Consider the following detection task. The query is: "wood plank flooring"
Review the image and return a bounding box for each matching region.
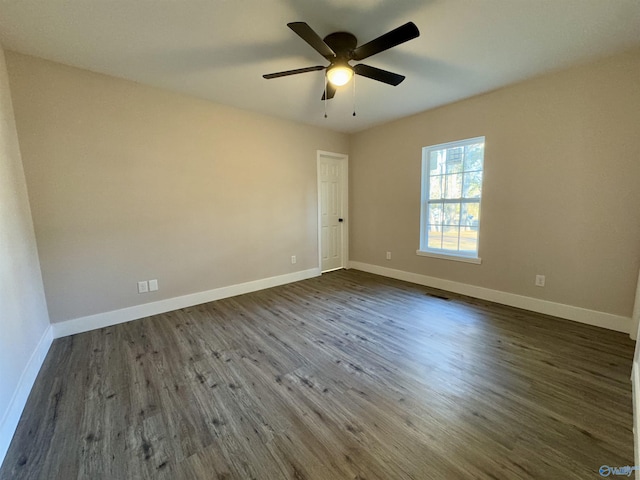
[0,269,635,479]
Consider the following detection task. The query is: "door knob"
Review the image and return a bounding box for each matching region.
[338,218,344,222]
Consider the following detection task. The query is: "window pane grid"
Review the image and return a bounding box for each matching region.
[420,137,484,257]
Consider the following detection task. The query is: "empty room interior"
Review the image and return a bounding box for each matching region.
[1,1,640,479]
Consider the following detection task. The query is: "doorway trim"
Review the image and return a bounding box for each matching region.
[317,150,349,272]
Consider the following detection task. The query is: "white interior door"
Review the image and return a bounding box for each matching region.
[318,152,347,272]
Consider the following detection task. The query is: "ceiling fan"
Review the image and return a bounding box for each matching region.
[263,21,420,100]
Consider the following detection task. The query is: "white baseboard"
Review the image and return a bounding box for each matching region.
[52,268,321,338]
[0,325,53,467]
[349,261,630,333]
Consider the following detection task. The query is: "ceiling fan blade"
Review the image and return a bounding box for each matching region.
[263,65,325,79]
[288,22,336,59]
[321,82,336,100]
[354,64,405,86]
[352,22,419,61]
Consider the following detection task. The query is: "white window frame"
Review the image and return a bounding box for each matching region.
[417,136,485,264]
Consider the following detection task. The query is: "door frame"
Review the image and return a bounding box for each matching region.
[317,150,349,272]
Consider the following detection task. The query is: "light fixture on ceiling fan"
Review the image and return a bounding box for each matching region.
[326,63,353,87]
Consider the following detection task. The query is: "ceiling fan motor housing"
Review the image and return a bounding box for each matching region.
[322,32,358,61]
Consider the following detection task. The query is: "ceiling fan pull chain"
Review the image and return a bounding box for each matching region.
[324,72,328,118]
[352,73,357,117]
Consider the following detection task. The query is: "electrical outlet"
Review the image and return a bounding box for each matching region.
[386,251,391,260]
[291,255,297,264]
[149,279,159,292]
[535,275,545,287]
[137,281,149,294]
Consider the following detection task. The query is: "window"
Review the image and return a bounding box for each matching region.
[418,137,485,263]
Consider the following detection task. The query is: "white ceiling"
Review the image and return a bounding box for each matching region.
[0,0,639,133]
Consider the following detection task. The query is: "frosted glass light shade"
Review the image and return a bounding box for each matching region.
[327,65,353,86]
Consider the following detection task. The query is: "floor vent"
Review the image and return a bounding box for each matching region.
[427,293,450,301]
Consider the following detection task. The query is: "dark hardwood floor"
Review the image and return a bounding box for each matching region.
[1,269,635,479]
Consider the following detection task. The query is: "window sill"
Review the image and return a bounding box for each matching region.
[416,250,482,264]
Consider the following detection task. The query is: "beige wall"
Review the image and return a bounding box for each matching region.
[350,48,640,319]
[6,47,640,327]
[6,52,348,323]
[0,46,50,458]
